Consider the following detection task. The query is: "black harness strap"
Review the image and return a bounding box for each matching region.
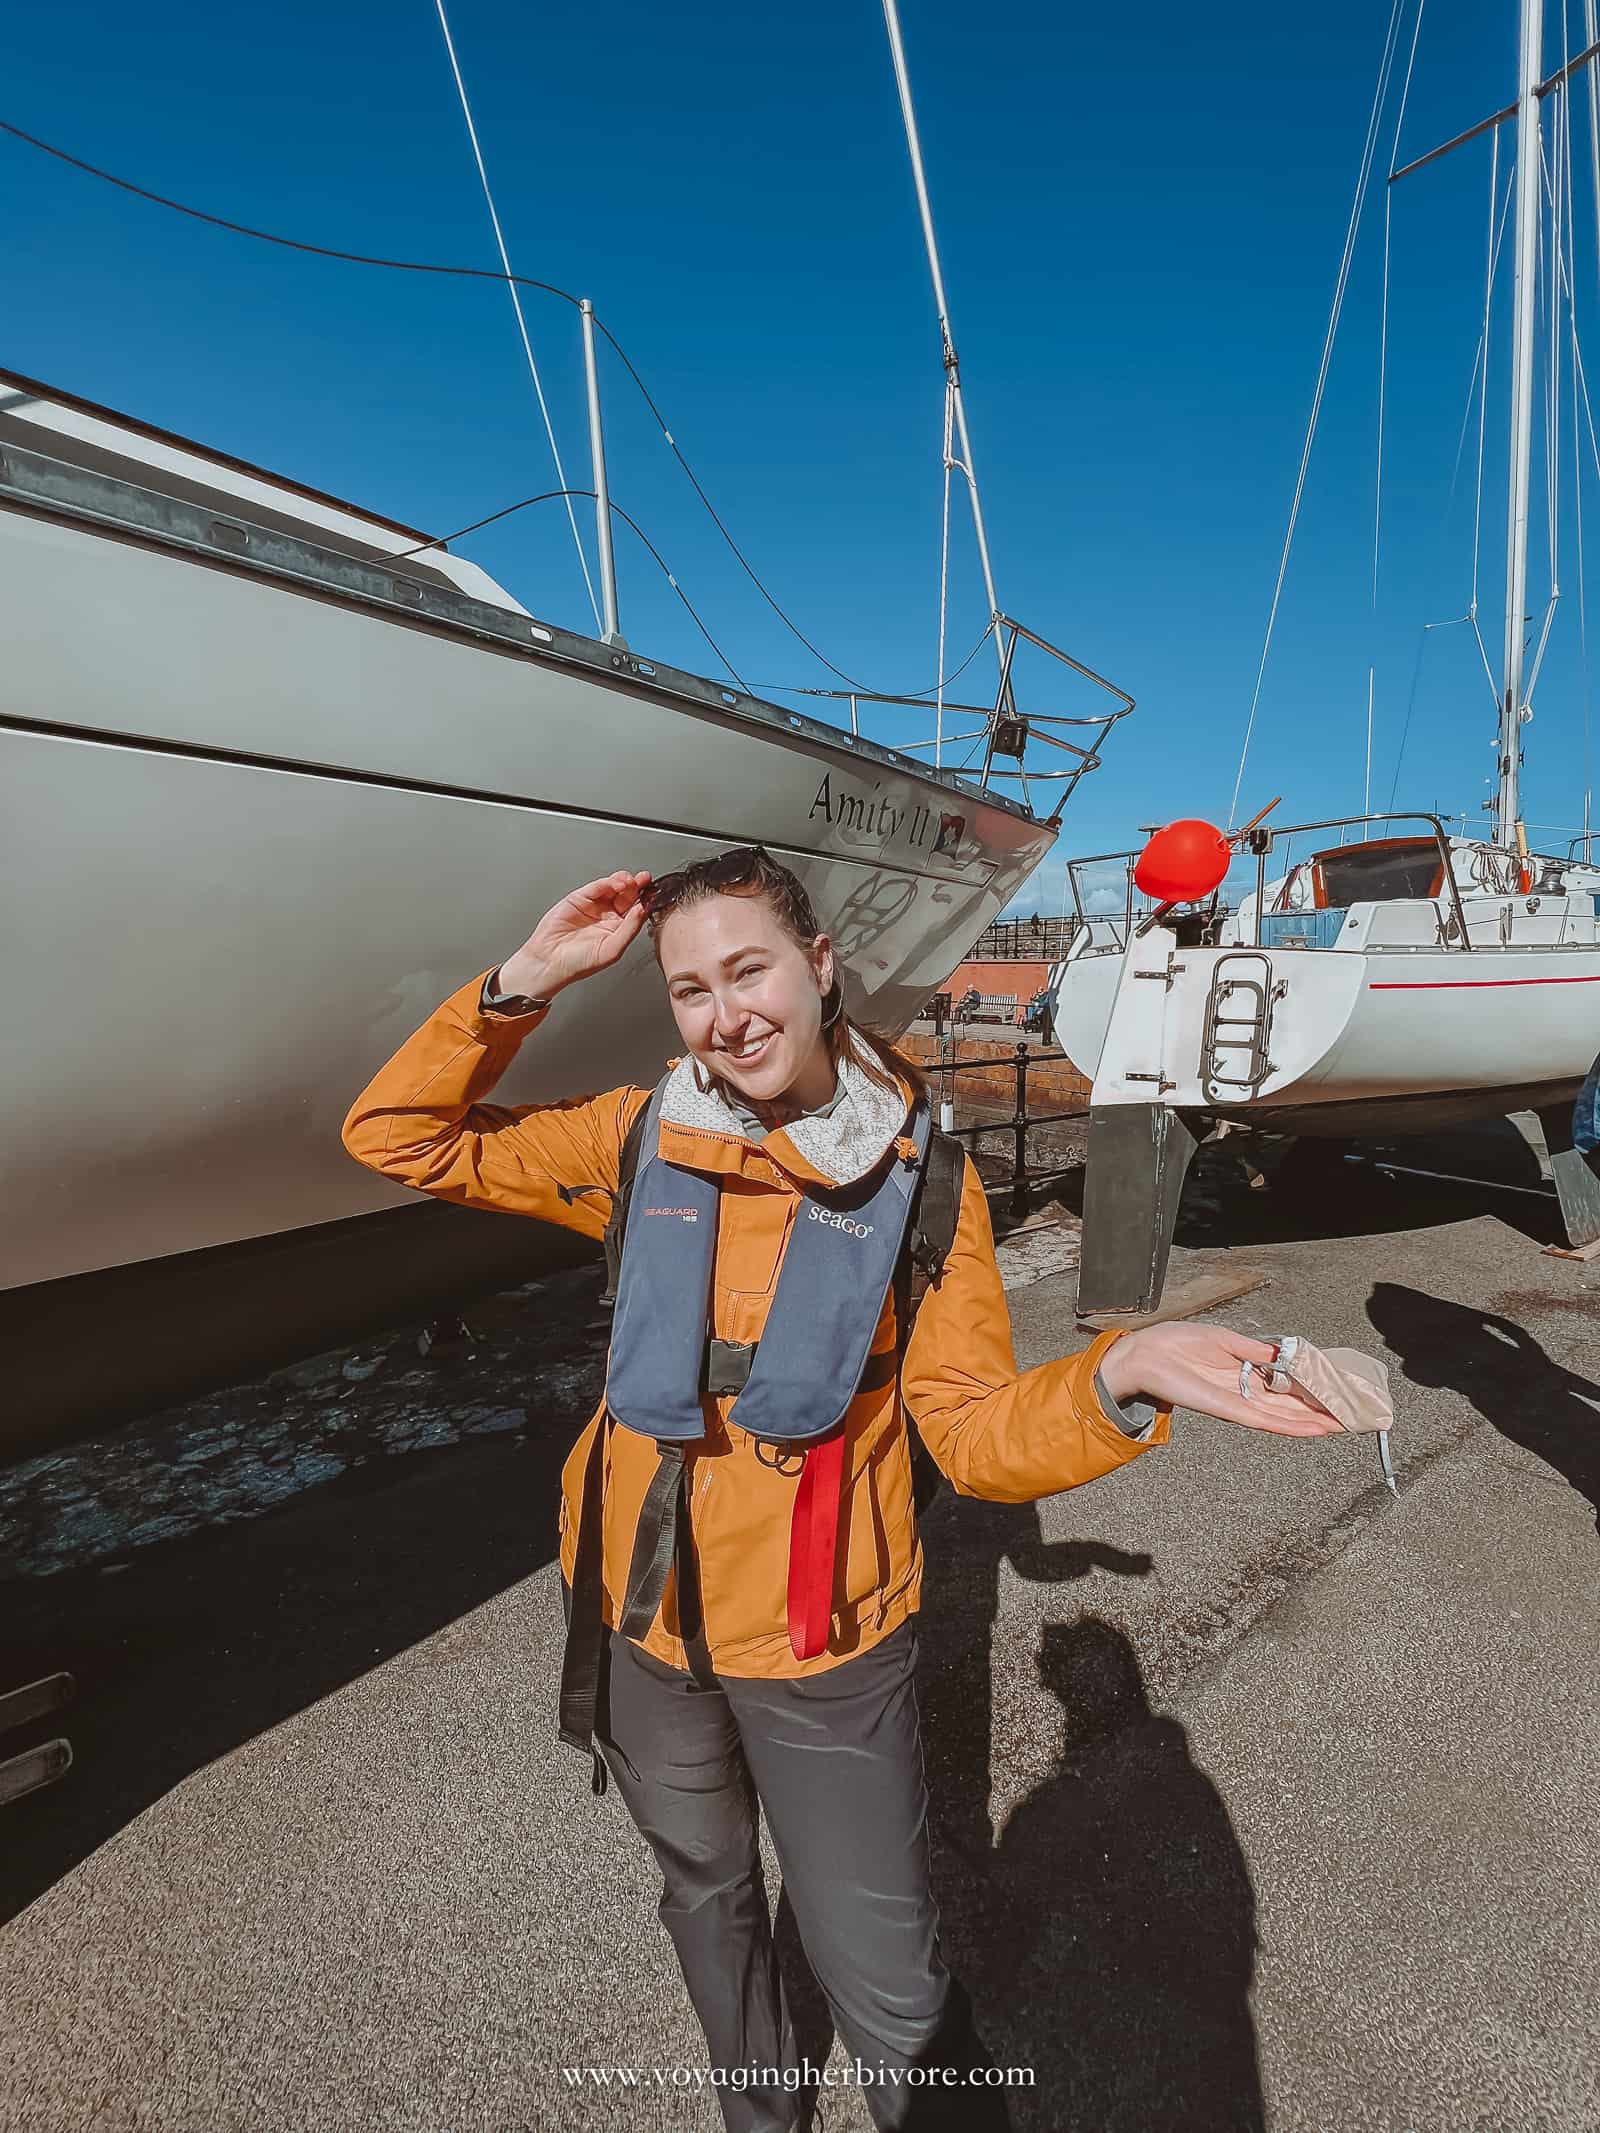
[907,1127,964,1294]
[619,1444,687,1639]
[557,1412,614,1794]
[617,1442,715,1683]
[896,1127,965,1519]
[597,1094,653,1308]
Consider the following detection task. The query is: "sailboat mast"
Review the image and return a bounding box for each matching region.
[1499,0,1544,844]
[879,0,1006,675]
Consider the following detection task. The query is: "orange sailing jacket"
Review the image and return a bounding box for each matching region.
[340,969,1170,1680]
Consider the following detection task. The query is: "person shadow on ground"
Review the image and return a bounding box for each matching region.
[775,1500,1265,2132]
[1367,1280,1600,1531]
[981,1618,1265,2133]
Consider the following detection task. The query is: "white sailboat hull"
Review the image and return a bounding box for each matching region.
[2,381,1051,1302]
[1053,922,1600,1135]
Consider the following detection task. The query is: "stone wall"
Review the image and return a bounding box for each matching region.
[902,1033,1091,1112]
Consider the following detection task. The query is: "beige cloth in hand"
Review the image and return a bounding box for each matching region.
[1241,1335,1397,1492]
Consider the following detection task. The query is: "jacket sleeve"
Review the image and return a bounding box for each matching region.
[339,968,648,1245]
[900,1157,1171,1502]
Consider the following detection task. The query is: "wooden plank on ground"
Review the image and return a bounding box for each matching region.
[1078,1266,1269,1331]
[1541,1236,1600,1262]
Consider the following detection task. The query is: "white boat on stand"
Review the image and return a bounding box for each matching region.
[1053,818,1600,1312]
[1051,0,1600,1313]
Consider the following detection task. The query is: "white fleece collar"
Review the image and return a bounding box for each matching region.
[658,1049,910,1187]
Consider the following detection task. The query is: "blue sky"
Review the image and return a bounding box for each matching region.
[8,0,1600,918]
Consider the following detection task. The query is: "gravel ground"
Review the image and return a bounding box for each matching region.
[2,1143,1597,2133]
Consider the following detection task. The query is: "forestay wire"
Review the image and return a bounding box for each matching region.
[1227,0,1411,829]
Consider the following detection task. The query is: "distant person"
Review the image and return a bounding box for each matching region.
[1023,989,1055,1043]
[342,846,1340,2133]
[1576,1045,1600,1169]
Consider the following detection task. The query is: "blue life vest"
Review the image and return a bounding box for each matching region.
[605,1077,933,1445]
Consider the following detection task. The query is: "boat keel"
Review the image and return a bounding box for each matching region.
[1077,1103,1202,1316]
[1533,1102,1600,1249]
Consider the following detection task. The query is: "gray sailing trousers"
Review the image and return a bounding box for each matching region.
[597,1618,1006,2133]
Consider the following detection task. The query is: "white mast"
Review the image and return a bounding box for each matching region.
[879,0,1007,689]
[1499,0,1544,844]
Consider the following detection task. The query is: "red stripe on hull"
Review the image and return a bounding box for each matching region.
[1368,974,1600,990]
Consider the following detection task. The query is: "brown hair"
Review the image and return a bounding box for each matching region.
[644,845,930,1105]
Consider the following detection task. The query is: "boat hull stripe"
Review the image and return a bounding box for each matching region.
[1367,975,1600,989]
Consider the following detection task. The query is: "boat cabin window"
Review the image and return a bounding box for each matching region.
[1312,838,1442,907]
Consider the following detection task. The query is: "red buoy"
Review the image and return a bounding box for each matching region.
[1134,818,1232,903]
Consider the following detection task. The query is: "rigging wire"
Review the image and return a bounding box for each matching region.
[1563,276,1600,482]
[1544,205,1600,857]
[1536,78,1569,699]
[0,115,881,694]
[391,488,997,706]
[389,487,586,557]
[587,320,877,691]
[605,499,751,693]
[1527,101,1578,710]
[879,0,1007,685]
[1227,0,1410,829]
[752,621,998,705]
[935,387,956,765]
[387,486,749,689]
[1585,0,1600,844]
[1468,141,1513,705]
[1368,0,1426,818]
[1387,613,1474,808]
[431,0,600,629]
[1373,0,1426,610]
[1569,83,1592,852]
[1523,144,1560,704]
[1387,159,1515,810]
[0,116,585,302]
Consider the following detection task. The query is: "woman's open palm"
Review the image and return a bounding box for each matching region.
[1107,1324,1351,1438]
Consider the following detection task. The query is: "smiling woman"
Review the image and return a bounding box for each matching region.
[339,844,1346,2133]
[640,843,928,1122]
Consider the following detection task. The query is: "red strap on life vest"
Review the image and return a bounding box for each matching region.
[786,1432,846,1661]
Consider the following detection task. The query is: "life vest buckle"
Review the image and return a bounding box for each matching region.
[704,1337,757,1396]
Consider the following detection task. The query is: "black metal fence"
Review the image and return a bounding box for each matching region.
[969,915,1080,960]
[929,1038,1088,1214]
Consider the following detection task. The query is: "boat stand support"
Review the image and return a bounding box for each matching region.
[1531,1103,1600,1250]
[1077,1103,1202,1317]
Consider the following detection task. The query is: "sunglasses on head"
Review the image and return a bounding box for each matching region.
[641,845,770,919]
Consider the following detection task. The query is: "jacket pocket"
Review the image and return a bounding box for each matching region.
[712,1177,793,1303]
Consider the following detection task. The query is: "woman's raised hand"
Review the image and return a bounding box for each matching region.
[495,871,653,999]
[1099,1323,1350,1438]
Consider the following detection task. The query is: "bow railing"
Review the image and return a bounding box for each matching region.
[782,615,1134,825]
